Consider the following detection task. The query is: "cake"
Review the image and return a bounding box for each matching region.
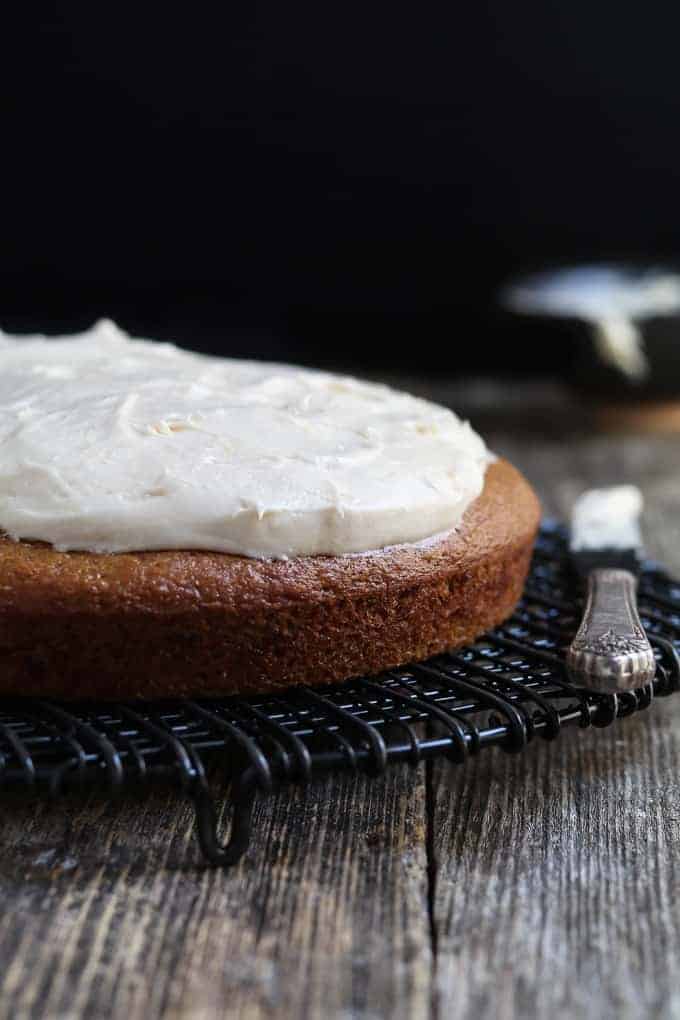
[0,321,540,699]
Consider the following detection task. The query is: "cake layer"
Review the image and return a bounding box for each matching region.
[0,459,540,698]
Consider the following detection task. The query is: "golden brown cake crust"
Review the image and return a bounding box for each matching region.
[0,458,540,699]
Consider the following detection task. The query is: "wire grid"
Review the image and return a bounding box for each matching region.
[0,522,678,866]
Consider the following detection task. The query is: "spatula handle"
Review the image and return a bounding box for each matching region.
[567,568,656,691]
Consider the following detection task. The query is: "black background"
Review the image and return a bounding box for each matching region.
[4,4,680,373]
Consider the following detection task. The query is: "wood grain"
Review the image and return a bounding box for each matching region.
[0,767,431,1020]
[429,698,680,1020]
[2,385,680,1020]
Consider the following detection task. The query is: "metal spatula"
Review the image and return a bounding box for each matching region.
[566,486,656,691]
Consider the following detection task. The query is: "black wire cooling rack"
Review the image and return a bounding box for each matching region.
[0,522,678,866]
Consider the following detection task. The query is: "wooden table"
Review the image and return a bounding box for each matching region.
[2,384,680,1020]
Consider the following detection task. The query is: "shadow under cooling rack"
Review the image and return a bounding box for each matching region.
[0,522,678,866]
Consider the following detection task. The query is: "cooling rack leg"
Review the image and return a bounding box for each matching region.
[190,767,258,867]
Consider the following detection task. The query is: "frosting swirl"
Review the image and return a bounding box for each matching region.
[0,320,491,557]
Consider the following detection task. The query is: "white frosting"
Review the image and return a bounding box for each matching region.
[570,485,643,552]
[0,320,492,558]
[503,266,680,380]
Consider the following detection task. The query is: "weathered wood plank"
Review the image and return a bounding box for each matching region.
[429,697,680,1020]
[0,766,432,1020]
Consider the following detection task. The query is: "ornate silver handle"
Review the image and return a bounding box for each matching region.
[567,568,656,691]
